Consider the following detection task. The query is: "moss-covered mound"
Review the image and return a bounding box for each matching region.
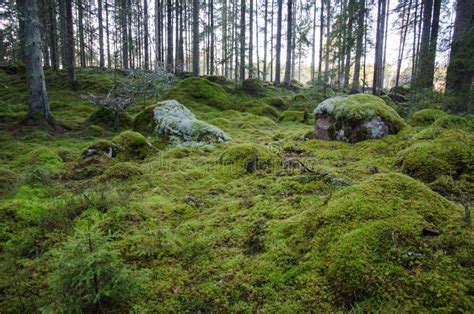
[163,77,231,110]
[220,144,274,172]
[278,110,309,123]
[15,146,63,171]
[0,168,21,198]
[264,96,288,110]
[409,109,448,127]
[101,162,143,180]
[248,104,280,120]
[86,107,133,130]
[431,115,471,130]
[313,94,406,143]
[311,173,469,309]
[397,130,473,183]
[134,100,231,146]
[112,130,152,160]
[241,78,266,96]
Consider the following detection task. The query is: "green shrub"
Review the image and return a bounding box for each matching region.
[409,109,448,127]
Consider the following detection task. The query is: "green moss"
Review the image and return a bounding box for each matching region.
[410,109,448,127]
[86,107,133,131]
[133,105,157,136]
[220,144,274,172]
[112,130,152,160]
[278,110,309,124]
[431,115,471,130]
[164,77,231,110]
[241,78,266,96]
[311,173,466,306]
[264,96,288,110]
[0,168,21,198]
[248,104,280,120]
[398,130,473,183]
[15,146,63,170]
[101,162,143,180]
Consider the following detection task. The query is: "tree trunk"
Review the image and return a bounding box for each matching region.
[324,0,330,93]
[284,0,292,86]
[395,0,412,88]
[64,0,76,83]
[121,0,129,69]
[48,0,58,70]
[424,0,441,88]
[77,0,86,68]
[105,0,111,68]
[415,0,433,89]
[274,0,283,84]
[311,0,317,83]
[249,0,254,77]
[351,0,365,92]
[97,0,104,69]
[210,0,215,74]
[318,0,324,81]
[445,0,474,112]
[20,0,51,121]
[167,0,173,72]
[192,0,200,76]
[240,0,246,80]
[372,0,386,95]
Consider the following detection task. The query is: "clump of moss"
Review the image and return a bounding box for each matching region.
[164,77,231,110]
[409,109,448,127]
[241,78,266,96]
[86,107,133,131]
[112,130,152,160]
[16,146,63,170]
[248,104,280,120]
[431,115,471,131]
[311,173,466,307]
[278,110,309,123]
[133,105,157,136]
[204,75,227,84]
[101,162,143,180]
[220,144,274,172]
[398,130,473,183]
[0,168,21,198]
[264,96,288,110]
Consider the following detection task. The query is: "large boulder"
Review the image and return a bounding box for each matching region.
[134,100,231,146]
[313,94,406,143]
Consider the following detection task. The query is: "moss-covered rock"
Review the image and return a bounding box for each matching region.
[220,144,274,172]
[163,77,231,110]
[241,78,266,96]
[101,162,143,180]
[112,130,152,160]
[409,109,448,127]
[278,110,309,123]
[86,107,133,131]
[134,100,231,146]
[0,168,21,198]
[397,130,473,183]
[312,173,466,306]
[313,94,406,143]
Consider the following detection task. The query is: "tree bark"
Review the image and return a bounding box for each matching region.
[48,0,58,70]
[249,0,254,77]
[284,0,293,86]
[64,0,76,83]
[167,0,174,72]
[274,0,283,84]
[372,0,386,95]
[351,0,365,92]
[240,0,246,80]
[445,0,474,112]
[318,0,324,81]
[415,0,433,89]
[192,0,200,76]
[20,0,51,121]
[121,0,129,69]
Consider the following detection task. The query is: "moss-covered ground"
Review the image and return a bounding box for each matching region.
[0,68,473,312]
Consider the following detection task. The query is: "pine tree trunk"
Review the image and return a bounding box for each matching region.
[372,0,386,95]
[21,0,51,121]
[64,0,76,83]
[97,0,104,69]
[121,0,129,69]
[318,0,324,81]
[415,0,433,89]
[105,0,111,68]
[445,0,474,112]
[274,0,283,84]
[324,0,330,93]
[192,0,200,76]
[167,0,174,72]
[249,0,254,77]
[210,0,215,74]
[351,0,365,92]
[395,0,412,88]
[284,0,292,86]
[311,0,317,83]
[48,0,58,70]
[78,0,86,68]
[240,0,246,80]
[424,0,441,88]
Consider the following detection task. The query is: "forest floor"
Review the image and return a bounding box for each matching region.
[0,67,473,312]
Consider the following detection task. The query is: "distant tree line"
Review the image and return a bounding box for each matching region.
[1,0,472,122]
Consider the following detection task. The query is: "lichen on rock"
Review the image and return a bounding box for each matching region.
[137,100,231,146]
[313,94,406,143]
